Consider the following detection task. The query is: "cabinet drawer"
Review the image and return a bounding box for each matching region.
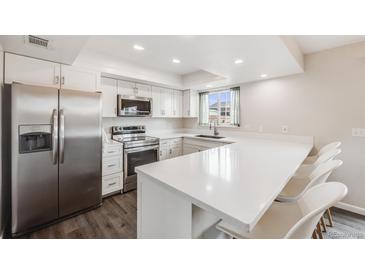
[102,173,123,196]
[103,144,123,157]
[160,140,169,146]
[170,138,182,144]
[102,155,123,176]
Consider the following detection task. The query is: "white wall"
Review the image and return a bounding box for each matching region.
[103,117,184,134]
[184,41,365,212]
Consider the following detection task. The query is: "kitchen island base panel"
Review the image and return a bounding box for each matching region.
[137,174,222,239]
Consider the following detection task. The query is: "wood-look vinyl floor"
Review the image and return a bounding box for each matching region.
[21,191,137,239]
[21,191,365,239]
[323,208,365,239]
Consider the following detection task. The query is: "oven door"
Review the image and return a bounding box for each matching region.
[118,95,152,117]
[124,145,159,192]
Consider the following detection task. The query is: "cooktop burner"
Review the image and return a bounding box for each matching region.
[111,125,159,148]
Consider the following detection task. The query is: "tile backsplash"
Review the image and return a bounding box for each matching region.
[102,117,184,133]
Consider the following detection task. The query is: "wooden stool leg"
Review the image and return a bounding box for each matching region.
[326,208,333,227]
[312,230,318,239]
[320,216,327,232]
[316,223,323,239]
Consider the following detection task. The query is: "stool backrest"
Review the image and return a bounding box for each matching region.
[318,141,341,156]
[285,182,347,239]
[313,148,341,166]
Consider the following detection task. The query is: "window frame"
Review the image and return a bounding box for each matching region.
[198,87,240,128]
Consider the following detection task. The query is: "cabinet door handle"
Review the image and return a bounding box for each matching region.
[61,76,65,85]
[169,149,172,154]
[159,151,162,156]
[108,182,117,186]
[55,76,59,85]
[107,164,116,167]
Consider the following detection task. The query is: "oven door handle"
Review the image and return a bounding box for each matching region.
[124,145,160,153]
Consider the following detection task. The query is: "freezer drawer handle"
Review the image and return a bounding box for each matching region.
[60,109,65,163]
[52,109,58,164]
[108,182,117,186]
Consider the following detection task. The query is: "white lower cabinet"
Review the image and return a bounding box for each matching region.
[183,143,203,155]
[102,173,123,196]
[159,138,183,160]
[182,138,226,155]
[159,137,226,159]
[102,142,123,197]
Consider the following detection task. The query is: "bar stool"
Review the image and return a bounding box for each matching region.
[216,182,348,239]
[304,141,341,164]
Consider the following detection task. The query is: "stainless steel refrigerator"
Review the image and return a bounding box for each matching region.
[4,83,102,236]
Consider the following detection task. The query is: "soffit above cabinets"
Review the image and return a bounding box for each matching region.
[294,35,365,54]
[81,35,305,89]
[0,35,89,65]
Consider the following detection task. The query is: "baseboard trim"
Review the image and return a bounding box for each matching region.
[335,202,365,216]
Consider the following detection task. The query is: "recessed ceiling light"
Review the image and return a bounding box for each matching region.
[133,44,144,51]
[260,74,268,78]
[172,58,181,64]
[234,59,243,64]
[206,85,212,88]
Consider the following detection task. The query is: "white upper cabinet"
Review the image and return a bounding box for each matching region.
[117,80,135,96]
[172,90,183,117]
[152,86,162,117]
[136,83,152,98]
[183,89,198,117]
[60,65,100,92]
[5,53,100,92]
[152,87,182,118]
[5,53,60,88]
[101,77,118,117]
[160,88,173,117]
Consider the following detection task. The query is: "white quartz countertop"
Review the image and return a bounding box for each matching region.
[136,136,312,231]
[148,131,241,144]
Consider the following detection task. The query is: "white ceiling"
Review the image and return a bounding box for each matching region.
[0,35,89,64]
[294,35,365,54]
[83,35,304,88]
[1,35,365,88]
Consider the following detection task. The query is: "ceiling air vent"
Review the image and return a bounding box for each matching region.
[27,35,49,48]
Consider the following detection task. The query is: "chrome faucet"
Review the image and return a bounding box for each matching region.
[209,120,219,136]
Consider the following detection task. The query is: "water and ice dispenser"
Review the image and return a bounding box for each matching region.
[19,125,52,154]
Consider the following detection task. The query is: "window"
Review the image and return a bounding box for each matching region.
[199,87,240,127]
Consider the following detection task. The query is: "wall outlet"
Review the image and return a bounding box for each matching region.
[352,128,360,137]
[352,128,365,137]
[281,125,289,134]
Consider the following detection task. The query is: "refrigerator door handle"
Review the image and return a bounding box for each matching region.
[52,109,58,164]
[60,109,65,163]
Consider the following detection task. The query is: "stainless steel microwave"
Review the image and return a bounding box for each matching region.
[117,95,152,117]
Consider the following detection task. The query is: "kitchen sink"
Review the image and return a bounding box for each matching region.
[195,134,225,139]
